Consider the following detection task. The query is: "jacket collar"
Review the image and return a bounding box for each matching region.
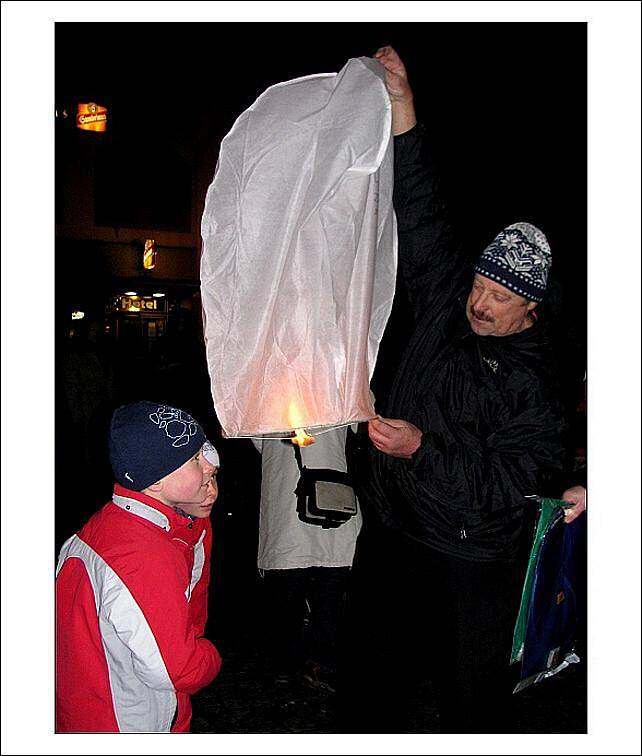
[112,483,193,533]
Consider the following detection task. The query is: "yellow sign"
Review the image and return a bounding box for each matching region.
[143,239,157,270]
[119,296,158,312]
[76,102,108,132]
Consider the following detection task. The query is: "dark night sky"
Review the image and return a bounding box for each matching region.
[56,21,587,342]
[56,22,586,243]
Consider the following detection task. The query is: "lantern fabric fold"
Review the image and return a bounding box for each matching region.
[201,57,397,438]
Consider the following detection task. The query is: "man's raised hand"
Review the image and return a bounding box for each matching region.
[373,46,417,135]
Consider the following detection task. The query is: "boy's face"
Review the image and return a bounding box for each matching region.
[152,446,218,518]
[177,470,219,519]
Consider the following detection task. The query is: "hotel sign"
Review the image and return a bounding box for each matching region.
[118,296,163,312]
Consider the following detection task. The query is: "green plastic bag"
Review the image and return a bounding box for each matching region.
[510,497,566,664]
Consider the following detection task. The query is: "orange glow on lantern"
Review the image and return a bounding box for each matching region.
[288,400,315,446]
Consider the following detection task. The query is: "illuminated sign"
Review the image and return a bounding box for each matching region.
[119,296,159,312]
[143,239,157,270]
[76,102,108,132]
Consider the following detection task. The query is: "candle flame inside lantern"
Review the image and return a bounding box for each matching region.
[288,401,315,446]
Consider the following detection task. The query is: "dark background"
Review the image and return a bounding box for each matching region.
[55,21,587,299]
[55,22,587,708]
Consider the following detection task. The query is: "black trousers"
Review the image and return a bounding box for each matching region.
[338,521,524,733]
[261,566,350,673]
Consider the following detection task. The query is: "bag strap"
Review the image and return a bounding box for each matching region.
[292,441,304,472]
[292,427,353,472]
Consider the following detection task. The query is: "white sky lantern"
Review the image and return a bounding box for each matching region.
[200,57,397,442]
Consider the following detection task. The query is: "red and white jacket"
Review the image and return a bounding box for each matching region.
[56,484,222,732]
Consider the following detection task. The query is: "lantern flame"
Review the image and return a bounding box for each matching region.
[292,428,315,446]
[288,401,315,446]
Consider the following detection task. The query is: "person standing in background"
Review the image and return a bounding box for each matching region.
[253,426,362,692]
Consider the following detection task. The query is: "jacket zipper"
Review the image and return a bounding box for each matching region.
[459,521,467,539]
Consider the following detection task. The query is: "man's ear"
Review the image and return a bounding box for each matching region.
[526,301,537,314]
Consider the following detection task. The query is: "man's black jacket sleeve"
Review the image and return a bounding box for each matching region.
[393,124,465,320]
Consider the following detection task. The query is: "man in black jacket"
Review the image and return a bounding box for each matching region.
[341,47,568,734]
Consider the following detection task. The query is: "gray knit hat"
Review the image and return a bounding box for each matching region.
[474,222,552,302]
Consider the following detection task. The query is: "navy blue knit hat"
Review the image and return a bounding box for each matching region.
[109,401,206,491]
[474,222,552,303]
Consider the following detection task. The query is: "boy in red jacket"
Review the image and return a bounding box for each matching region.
[56,401,222,732]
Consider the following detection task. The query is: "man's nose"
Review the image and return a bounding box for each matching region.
[473,291,490,310]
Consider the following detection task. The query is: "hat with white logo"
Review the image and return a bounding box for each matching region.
[109,401,207,491]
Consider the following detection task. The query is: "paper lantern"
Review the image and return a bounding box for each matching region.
[201,57,397,440]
